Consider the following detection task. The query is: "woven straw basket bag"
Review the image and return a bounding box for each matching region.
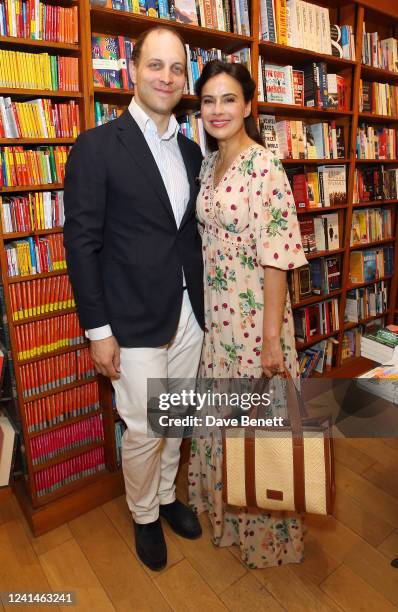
[222,372,335,515]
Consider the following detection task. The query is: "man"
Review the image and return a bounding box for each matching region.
[63,27,204,571]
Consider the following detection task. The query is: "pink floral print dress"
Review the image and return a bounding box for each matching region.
[188,144,309,568]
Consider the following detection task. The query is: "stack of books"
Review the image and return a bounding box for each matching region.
[360,327,398,363]
[357,363,398,404]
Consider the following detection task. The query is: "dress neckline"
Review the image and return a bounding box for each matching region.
[212,143,258,191]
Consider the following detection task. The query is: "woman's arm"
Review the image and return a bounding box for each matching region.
[261,267,287,377]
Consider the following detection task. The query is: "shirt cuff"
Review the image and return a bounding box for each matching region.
[85,325,113,341]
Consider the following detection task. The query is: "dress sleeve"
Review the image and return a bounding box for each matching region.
[250,150,308,270]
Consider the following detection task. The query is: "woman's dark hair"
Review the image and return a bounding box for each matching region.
[194,60,263,151]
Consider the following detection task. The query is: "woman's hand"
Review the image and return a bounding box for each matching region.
[261,336,285,378]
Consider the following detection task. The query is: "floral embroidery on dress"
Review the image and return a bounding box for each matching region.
[189,144,308,569]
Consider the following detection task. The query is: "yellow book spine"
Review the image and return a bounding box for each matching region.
[39,192,44,230]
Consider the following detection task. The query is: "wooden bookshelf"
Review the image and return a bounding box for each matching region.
[0,0,123,535]
[1,0,398,535]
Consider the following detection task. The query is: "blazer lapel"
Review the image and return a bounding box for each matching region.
[116,110,177,227]
[178,132,198,228]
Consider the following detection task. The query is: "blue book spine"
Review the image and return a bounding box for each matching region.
[363,250,377,281]
[158,0,169,18]
[27,237,37,273]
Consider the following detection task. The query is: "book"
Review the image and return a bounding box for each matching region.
[0,411,16,486]
[263,63,293,104]
[174,0,199,24]
[259,114,280,156]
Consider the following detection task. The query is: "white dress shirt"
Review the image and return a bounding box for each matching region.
[86,97,190,341]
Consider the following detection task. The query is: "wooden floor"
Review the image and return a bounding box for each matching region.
[1,438,398,611]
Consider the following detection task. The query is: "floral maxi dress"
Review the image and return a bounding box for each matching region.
[188,144,309,568]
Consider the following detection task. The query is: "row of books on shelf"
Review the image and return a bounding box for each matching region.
[94,102,124,127]
[92,35,251,91]
[287,164,346,210]
[259,115,345,160]
[342,326,362,361]
[353,166,398,202]
[260,0,355,60]
[0,0,78,43]
[0,98,81,139]
[362,25,398,73]
[293,297,339,343]
[34,446,105,497]
[258,60,346,110]
[103,0,250,34]
[0,50,79,91]
[26,381,100,432]
[356,125,398,161]
[351,208,393,246]
[345,280,388,324]
[5,233,66,277]
[15,313,84,360]
[0,191,64,234]
[298,338,338,377]
[179,112,206,155]
[185,46,251,94]
[21,347,95,398]
[359,80,398,117]
[289,255,340,303]
[298,212,339,254]
[0,146,70,187]
[115,419,126,467]
[9,276,75,321]
[30,414,104,466]
[349,246,394,284]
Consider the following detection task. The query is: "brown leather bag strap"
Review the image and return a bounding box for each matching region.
[244,436,257,508]
[282,370,306,512]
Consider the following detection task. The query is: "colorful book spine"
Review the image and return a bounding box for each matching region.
[25,381,100,432]
[34,446,106,496]
[30,414,105,466]
[21,347,96,399]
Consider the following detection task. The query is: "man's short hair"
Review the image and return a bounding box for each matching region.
[131,26,187,66]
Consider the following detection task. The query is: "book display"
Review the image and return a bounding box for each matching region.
[1,0,398,534]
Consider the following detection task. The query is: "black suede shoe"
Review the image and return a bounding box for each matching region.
[159,499,202,539]
[133,518,167,571]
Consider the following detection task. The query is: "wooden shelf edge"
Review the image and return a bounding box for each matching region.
[18,341,89,366]
[32,440,105,473]
[292,289,342,310]
[259,40,357,67]
[350,237,395,250]
[0,183,64,193]
[12,470,125,536]
[0,88,82,98]
[353,200,398,207]
[0,35,80,51]
[13,307,77,326]
[28,407,104,439]
[90,6,253,43]
[23,375,99,404]
[0,138,76,145]
[2,227,64,240]
[344,310,390,330]
[7,269,68,284]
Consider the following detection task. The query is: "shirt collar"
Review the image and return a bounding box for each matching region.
[128,97,179,141]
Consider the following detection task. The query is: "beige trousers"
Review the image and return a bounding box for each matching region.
[112,291,203,523]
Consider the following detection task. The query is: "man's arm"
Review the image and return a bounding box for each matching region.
[64,131,120,379]
[63,131,109,329]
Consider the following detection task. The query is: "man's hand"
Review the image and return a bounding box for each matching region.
[89,336,121,379]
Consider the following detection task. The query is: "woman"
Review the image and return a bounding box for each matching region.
[188,60,309,568]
